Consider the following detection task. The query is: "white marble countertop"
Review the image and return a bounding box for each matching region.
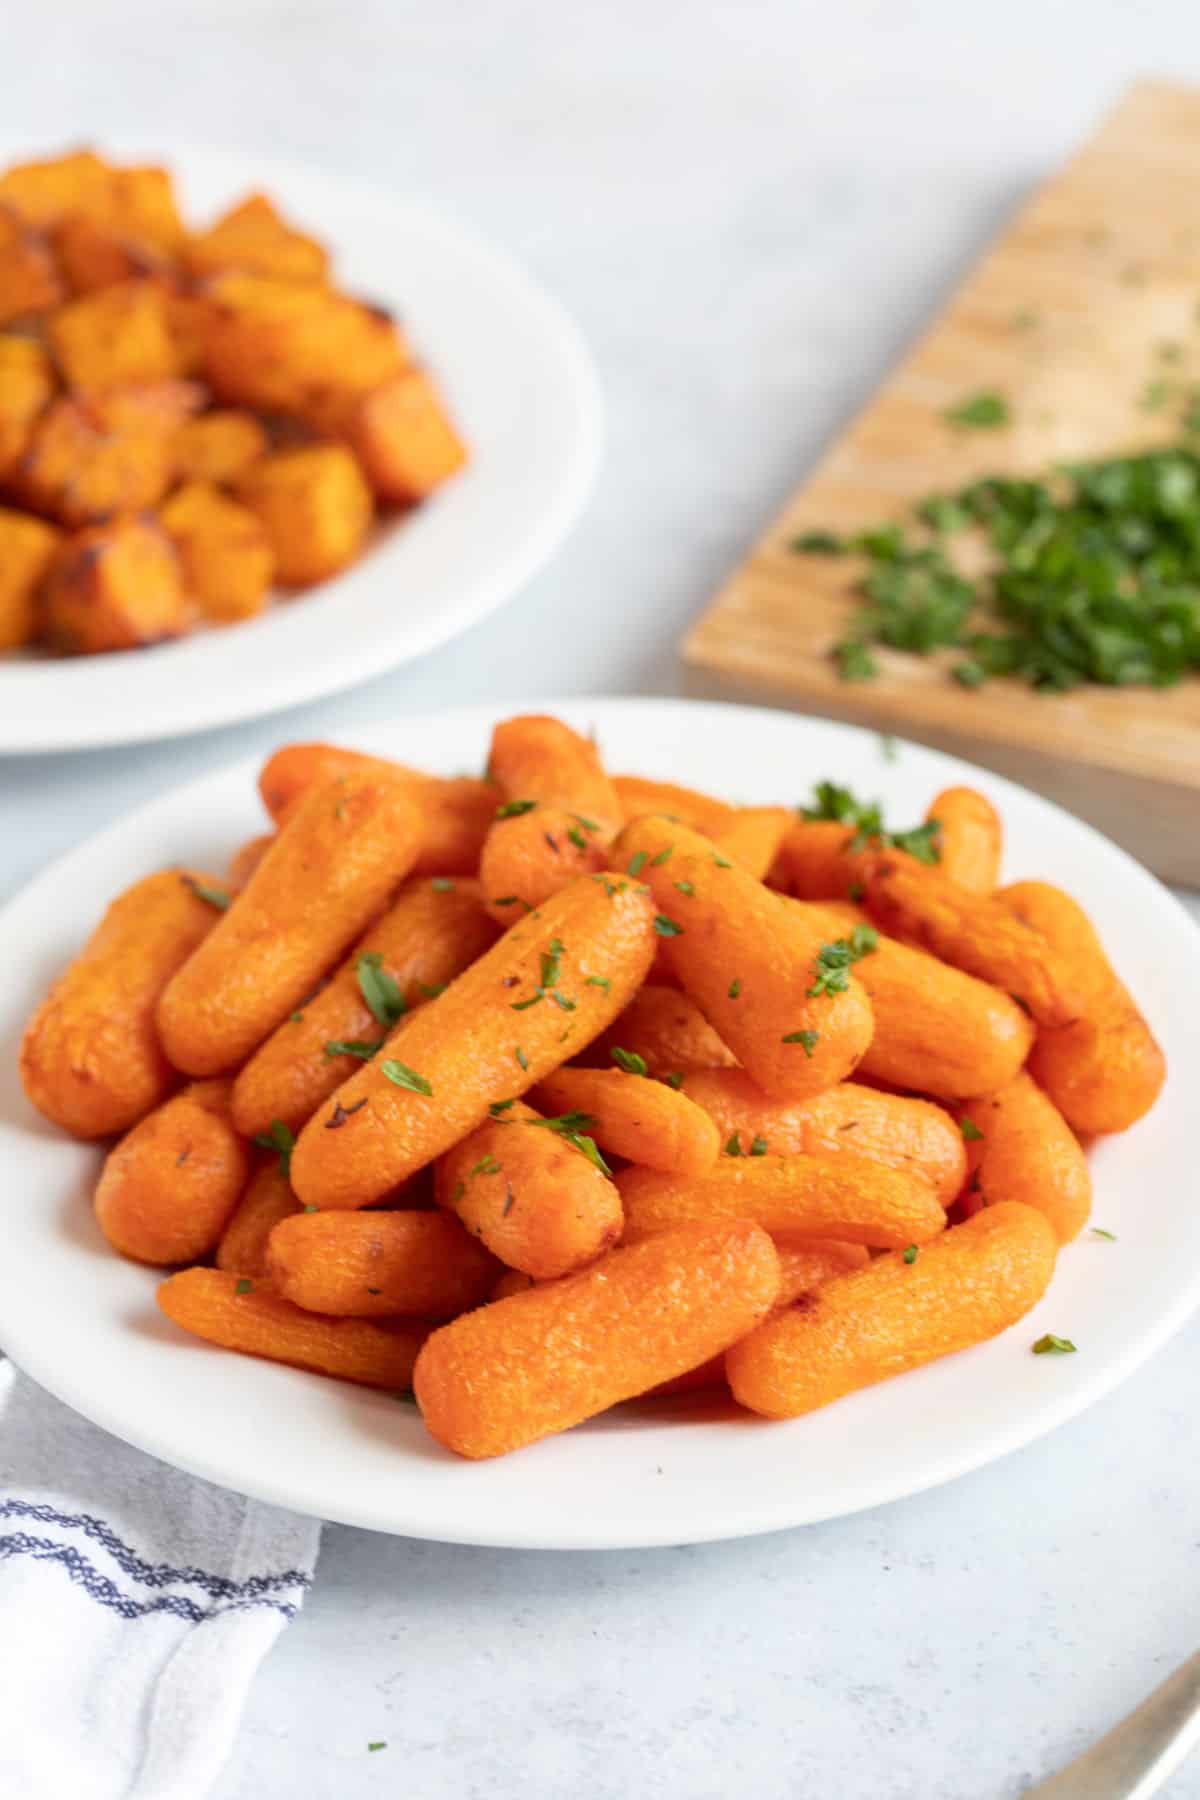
[4,2,1200,1793]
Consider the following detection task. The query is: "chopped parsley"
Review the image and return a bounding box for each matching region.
[356,952,406,1029]
[799,781,942,864]
[495,799,536,819]
[807,927,878,997]
[960,1117,984,1141]
[674,880,695,897]
[586,975,611,992]
[791,529,847,554]
[1089,1226,1117,1241]
[748,1135,768,1157]
[627,851,649,877]
[1032,1333,1077,1355]
[610,1047,648,1076]
[728,978,742,998]
[379,1059,433,1096]
[567,826,588,851]
[368,1740,387,1752]
[430,877,455,892]
[182,875,231,911]
[526,1111,611,1175]
[902,1245,919,1265]
[725,1132,742,1156]
[234,1278,253,1295]
[489,1098,516,1116]
[782,1029,820,1056]
[654,914,683,938]
[650,846,673,866]
[710,851,733,869]
[470,1154,501,1176]
[252,1119,295,1178]
[324,1038,383,1061]
[515,1047,529,1071]
[663,1071,685,1089]
[944,390,1010,429]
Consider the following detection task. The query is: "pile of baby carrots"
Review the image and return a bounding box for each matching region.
[18,715,1166,1459]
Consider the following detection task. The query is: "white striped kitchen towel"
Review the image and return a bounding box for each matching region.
[0,1359,321,1799]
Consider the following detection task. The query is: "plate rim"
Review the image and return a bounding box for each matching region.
[0,140,604,754]
[2,694,1197,1548]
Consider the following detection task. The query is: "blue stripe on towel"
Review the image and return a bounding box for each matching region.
[0,1532,302,1623]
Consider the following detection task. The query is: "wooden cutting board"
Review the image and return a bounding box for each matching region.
[683,80,1200,885]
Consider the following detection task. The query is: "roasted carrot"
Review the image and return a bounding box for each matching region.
[681,1070,966,1203]
[94,1079,249,1266]
[289,872,657,1210]
[268,1209,498,1317]
[413,1220,780,1457]
[617,1154,945,1250]
[231,876,499,1137]
[727,1202,1057,1418]
[435,1100,623,1278]
[216,1159,299,1278]
[479,716,622,919]
[20,869,219,1139]
[586,983,736,1080]
[775,820,865,901]
[956,1073,1091,1243]
[711,807,793,880]
[927,787,1002,894]
[158,1267,427,1390]
[225,831,275,892]
[613,774,737,839]
[158,773,422,1075]
[615,816,873,1099]
[480,808,611,923]
[532,1066,720,1175]
[1002,880,1166,1134]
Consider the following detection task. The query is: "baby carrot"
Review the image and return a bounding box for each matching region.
[775,820,865,901]
[614,816,874,1100]
[158,1267,427,1390]
[158,772,423,1076]
[19,868,219,1139]
[860,852,1080,1027]
[480,808,611,923]
[435,1101,623,1278]
[413,1220,780,1457]
[1002,880,1166,1134]
[289,872,657,1210]
[956,1072,1091,1243]
[617,1154,945,1250]
[479,716,622,919]
[795,900,1035,1098]
[927,787,1002,893]
[681,1070,966,1204]
[216,1159,299,1278]
[586,983,736,1080]
[711,807,793,880]
[613,773,738,839]
[268,1209,499,1317]
[226,832,275,892]
[94,1078,249,1266]
[231,876,499,1138]
[727,1202,1057,1419]
[532,1066,720,1175]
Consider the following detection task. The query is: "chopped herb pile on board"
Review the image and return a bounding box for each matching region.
[794,445,1200,691]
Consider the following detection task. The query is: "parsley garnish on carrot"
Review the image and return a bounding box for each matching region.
[182,875,231,911]
[379,1060,433,1096]
[252,1119,295,1177]
[356,952,406,1028]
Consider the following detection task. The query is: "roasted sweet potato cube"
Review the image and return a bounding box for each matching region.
[18,382,202,526]
[161,480,275,622]
[163,288,213,377]
[0,149,110,227]
[200,274,405,415]
[54,214,171,295]
[0,335,55,476]
[102,165,186,254]
[187,193,328,284]
[174,409,268,485]
[48,279,181,390]
[42,517,189,653]
[237,444,372,584]
[0,507,61,650]
[0,206,63,323]
[339,368,467,502]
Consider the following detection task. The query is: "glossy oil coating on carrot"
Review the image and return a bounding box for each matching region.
[216,1159,299,1278]
[480,807,611,923]
[795,900,1035,1099]
[711,807,793,881]
[615,816,873,1100]
[532,1066,720,1176]
[727,1202,1057,1419]
[435,1099,621,1278]
[158,1267,427,1390]
[226,832,275,892]
[586,984,736,1080]
[681,1070,966,1203]
[617,1154,945,1250]
[94,1079,249,1266]
[413,1220,780,1458]
[613,773,738,839]
[159,773,423,1076]
[268,1209,498,1317]
[257,741,494,876]
[1002,880,1166,1134]
[232,876,499,1137]
[860,853,1080,1028]
[927,787,1002,894]
[956,1072,1091,1243]
[290,873,657,1210]
[20,868,219,1139]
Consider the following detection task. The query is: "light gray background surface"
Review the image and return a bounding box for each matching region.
[3,3,1200,1795]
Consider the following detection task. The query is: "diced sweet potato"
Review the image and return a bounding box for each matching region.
[174,409,267,484]
[186,193,328,284]
[42,517,189,653]
[0,507,61,650]
[0,149,111,226]
[200,273,405,415]
[332,368,467,503]
[101,165,186,254]
[237,444,372,584]
[18,382,202,526]
[47,279,181,390]
[161,480,274,623]
[0,335,54,476]
[54,214,172,295]
[0,205,63,323]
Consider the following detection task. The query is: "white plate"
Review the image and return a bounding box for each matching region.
[0,142,601,752]
[0,698,1195,1548]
